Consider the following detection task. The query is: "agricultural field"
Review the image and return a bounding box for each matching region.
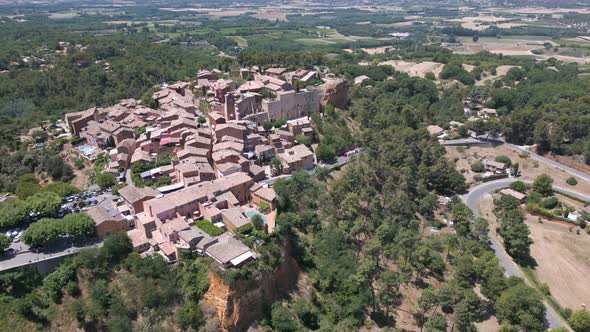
[525,214,590,311]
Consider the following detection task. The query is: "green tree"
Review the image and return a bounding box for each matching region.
[425,314,447,332]
[0,234,10,252]
[177,302,204,331]
[472,216,489,244]
[63,213,96,240]
[107,314,133,332]
[495,283,545,331]
[533,174,553,196]
[569,310,590,332]
[509,181,527,193]
[44,182,80,197]
[271,303,299,332]
[16,174,41,199]
[251,214,265,230]
[295,134,312,146]
[495,155,512,167]
[0,199,29,228]
[95,172,116,189]
[471,161,484,173]
[26,191,61,216]
[21,218,61,247]
[315,142,336,162]
[567,177,578,186]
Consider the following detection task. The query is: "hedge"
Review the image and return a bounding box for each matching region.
[526,203,579,226]
[482,173,509,182]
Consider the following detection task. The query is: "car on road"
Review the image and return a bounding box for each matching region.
[2,248,16,257]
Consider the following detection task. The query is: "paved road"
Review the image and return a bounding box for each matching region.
[0,240,103,272]
[260,154,352,186]
[461,178,587,330]
[502,141,590,183]
[1,192,114,272]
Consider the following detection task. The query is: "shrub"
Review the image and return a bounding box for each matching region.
[111,183,127,195]
[526,203,554,219]
[533,174,553,196]
[494,155,512,167]
[471,161,484,173]
[509,181,527,193]
[566,177,578,186]
[540,197,558,209]
[526,191,543,204]
[257,201,271,214]
[44,181,80,197]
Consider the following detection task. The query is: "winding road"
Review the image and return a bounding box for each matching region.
[461,178,590,330]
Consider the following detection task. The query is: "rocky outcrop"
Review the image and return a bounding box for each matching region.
[204,250,300,332]
[315,78,348,110]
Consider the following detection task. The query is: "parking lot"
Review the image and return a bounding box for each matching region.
[3,190,115,257]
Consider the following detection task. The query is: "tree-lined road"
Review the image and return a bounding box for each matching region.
[461,178,589,330]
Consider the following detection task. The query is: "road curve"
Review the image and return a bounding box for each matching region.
[460,178,586,330]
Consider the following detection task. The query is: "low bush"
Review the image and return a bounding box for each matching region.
[495,155,512,167]
[470,161,484,173]
[540,197,558,209]
[566,177,578,186]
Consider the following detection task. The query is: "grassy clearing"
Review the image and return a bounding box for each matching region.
[228,36,248,47]
[521,266,570,321]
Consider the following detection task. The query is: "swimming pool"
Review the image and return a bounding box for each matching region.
[78,145,95,155]
[245,210,267,224]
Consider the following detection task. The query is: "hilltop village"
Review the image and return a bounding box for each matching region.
[64,67,345,267]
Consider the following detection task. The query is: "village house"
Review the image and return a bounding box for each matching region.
[87,201,131,239]
[287,118,313,137]
[277,144,315,174]
[264,67,287,78]
[117,184,160,215]
[426,125,445,137]
[483,159,506,173]
[205,233,254,268]
[480,108,498,119]
[123,171,266,266]
[500,188,527,203]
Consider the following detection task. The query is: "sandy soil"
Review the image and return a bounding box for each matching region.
[477,181,590,312]
[476,316,501,332]
[448,15,514,31]
[366,60,444,79]
[475,65,519,86]
[252,10,288,22]
[492,6,590,14]
[462,64,475,72]
[445,145,590,196]
[526,214,590,310]
[61,144,91,189]
[361,46,395,55]
[463,41,539,56]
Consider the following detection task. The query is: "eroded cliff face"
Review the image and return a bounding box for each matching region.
[204,252,300,332]
[315,78,348,110]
